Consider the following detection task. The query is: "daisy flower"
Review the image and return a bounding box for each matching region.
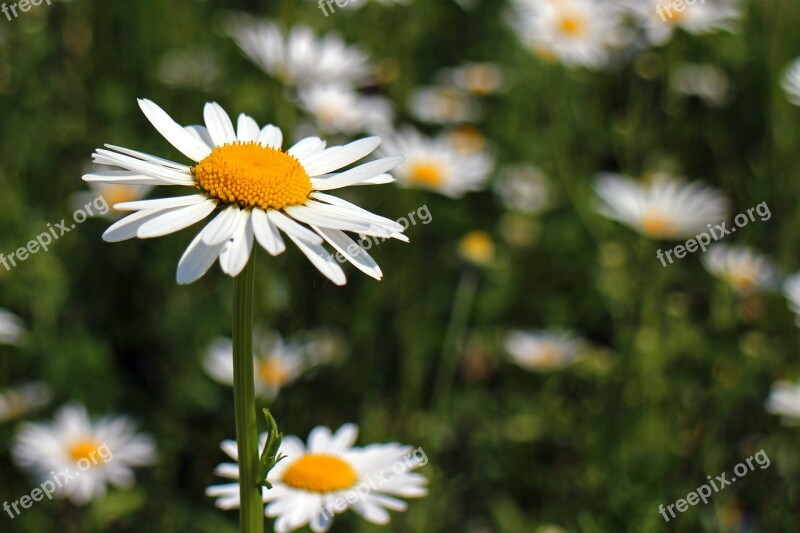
[297,84,393,136]
[0,308,25,346]
[0,382,52,423]
[624,0,741,46]
[702,245,779,295]
[594,172,728,240]
[505,330,585,372]
[12,404,156,505]
[225,16,373,87]
[83,99,407,285]
[494,164,551,215]
[440,62,507,96]
[783,273,800,327]
[206,424,428,532]
[203,332,332,400]
[509,0,626,69]
[458,231,495,266]
[407,86,481,125]
[781,58,800,106]
[765,380,800,426]
[379,127,493,197]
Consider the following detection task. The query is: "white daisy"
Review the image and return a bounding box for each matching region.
[0,308,25,346]
[702,245,779,295]
[203,332,332,400]
[0,382,52,423]
[494,164,551,214]
[671,63,730,107]
[83,99,407,285]
[206,424,428,532]
[765,381,800,426]
[505,330,585,372]
[407,86,481,125]
[594,172,728,240]
[781,58,800,107]
[297,84,393,136]
[379,127,493,197]
[440,62,507,96]
[624,0,741,46]
[509,0,626,69]
[225,16,373,87]
[12,404,156,505]
[783,273,800,327]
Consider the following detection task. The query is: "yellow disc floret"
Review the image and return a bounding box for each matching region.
[193,142,312,210]
[282,454,358,493]
[69,438,102,462]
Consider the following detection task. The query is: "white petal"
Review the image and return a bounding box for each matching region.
[137,99,211,162]
[314,227,382,280]
[284,204,375,235]
[257,125,283,149]
[82,171,166,186]
[285,235,346,286]
[251,209,286,256]
[267,210,324,245]
[102,210,166,242]
[201,206,244,246]
[177,231,224,285]
[114,194,208,212]
[184,125,215,149]
[102,144,192,171]
[219,211,254,277]
[354,173,396,186]
[136,200,217,238]
[302,137,381,176]
[311,156,404,191]
[204,102,237,146]
[288,137,326,161]
[93,149,195,184]
[237,114,261,142]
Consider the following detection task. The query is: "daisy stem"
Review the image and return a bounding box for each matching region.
[232,253,263,533]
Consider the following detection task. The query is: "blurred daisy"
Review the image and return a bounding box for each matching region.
[83,100,407,285]
[783,273,800,327]
[206,424,428,532]
[445,126,487,155]
[459,231,495,266]
[73,181,154,220]
[225,16,372,87]
[441,62,507,95]
[509,0,626,68]
[765,380,800,426]
[0,308,25,346]
[0,382,51,423]
[407,86,481,124]
[494,164,551,214]
[380,127,493,197]
[505,330,585,372]
[204,332,332,400]
[594,172,728,240]
[624,0,741,46]
[702,245,779,295]
[671,63,730,107]
[12,404,156,505]
[297,84,393,135]
[781,58,800,106]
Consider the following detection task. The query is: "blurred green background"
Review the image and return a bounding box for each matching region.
[2,0,800,531]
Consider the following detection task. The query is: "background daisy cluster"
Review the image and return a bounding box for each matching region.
[2,0,800,531]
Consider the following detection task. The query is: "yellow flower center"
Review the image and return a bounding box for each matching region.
[535,344,564,368]
[193,142,312,210]
[408,161,445,188]
[448,126,485,154]
[727,271,756,291]
[459,231,495,265]
[258,357,290,387]
[69,438,102,463]
[558,14,586,36]
[282,454,358,493]
[641,210,677,238]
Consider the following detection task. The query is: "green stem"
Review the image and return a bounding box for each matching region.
[232,253,263,533]
[432,268,480,411]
